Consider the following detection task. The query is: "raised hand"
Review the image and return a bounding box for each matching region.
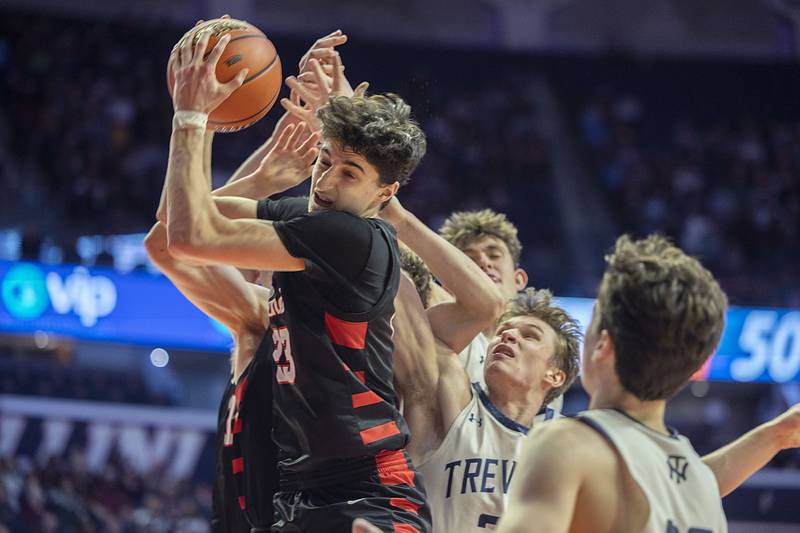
[170,31,248,114]
[298,29,348,74]
[252,122,320,194]
[280,57,369,131]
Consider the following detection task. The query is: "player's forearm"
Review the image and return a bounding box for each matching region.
[225,127,280,185]
[165,126,221,250]
[212,172,280,199]
[702,420,783,497]
[396,209,504,322]
[157,129,214,223]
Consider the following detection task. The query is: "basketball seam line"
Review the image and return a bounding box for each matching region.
[201,34,269,60]
[209,89,280,126]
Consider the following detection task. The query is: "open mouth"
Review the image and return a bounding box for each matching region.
[313,192,333,208]
[491,343,515,359]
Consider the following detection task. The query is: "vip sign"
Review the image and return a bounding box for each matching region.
[2,263,117,326]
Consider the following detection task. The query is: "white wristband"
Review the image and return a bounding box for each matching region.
[173,110,208,130]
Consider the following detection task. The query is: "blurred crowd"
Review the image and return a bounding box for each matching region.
[578,88,800,307]
[0,354,173,406]
[0,454,211,533]
[0,12,564,288]
[1,12,799,305]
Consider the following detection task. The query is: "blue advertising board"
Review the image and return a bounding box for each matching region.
[1,260,799,383]
[0,261,232,351]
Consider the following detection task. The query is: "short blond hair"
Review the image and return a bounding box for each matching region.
[498,288,582,406]
[439,209,522,265]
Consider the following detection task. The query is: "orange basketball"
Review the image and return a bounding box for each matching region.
[167,18,282,132]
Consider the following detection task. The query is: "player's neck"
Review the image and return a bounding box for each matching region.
[590,388,669,436]
[488,386,544,429]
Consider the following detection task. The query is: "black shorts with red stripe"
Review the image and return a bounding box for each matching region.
[269,449,431,533]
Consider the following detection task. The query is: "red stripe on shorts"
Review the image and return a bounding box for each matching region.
[393,524,420,533]
[238,496,246,509]
[352,390,383,408]
[360,421,401,446]
[232,457,243,474]
[390,497,420,515]
[375,449,415,487]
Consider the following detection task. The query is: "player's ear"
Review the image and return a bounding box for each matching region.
[513,267,528,291]
[544,367,566,389]
[592,329,615,364]
[381,181,400,199]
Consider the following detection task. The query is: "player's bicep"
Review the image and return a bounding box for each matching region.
[162,262,268,332]
[497,422,584,533]
[426,301,488,354]
[394,274,440,397]
[212,196,258,220]
[175,217,305,272]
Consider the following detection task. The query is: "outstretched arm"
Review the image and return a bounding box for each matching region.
[144,221,269,334]
[393,275,441,455]
[394,273,472,464]
[383,198,505,353]
[702,403,800,497]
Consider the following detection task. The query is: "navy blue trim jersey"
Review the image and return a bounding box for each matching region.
[258,197,409,483]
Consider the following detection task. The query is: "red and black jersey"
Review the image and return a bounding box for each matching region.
[216,335,279,529]
[212,377,250,533]
[258,198,409,486]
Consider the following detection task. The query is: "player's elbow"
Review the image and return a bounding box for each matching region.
[166,223,212,262]
[144,223,170,263]
[486,285,506,322]
[473,284,505,328]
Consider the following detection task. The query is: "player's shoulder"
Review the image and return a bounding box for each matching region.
[529,416,620,469]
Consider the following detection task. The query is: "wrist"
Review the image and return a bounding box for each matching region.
[762,419,789,451]
[173,110,209,131]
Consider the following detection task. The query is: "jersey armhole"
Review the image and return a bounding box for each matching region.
[416,389,476,469]
[575,415,653,530]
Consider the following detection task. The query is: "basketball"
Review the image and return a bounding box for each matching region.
[167,18,282,132]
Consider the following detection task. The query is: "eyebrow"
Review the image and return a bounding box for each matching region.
[500,320,544,337]
[320,148,366,175]
[464,243,505,254]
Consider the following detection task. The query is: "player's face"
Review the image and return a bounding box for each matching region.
[308,142,398,216]
[461,236,526,300]
[484,315,558,394]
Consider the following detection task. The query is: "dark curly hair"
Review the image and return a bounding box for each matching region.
[594,234,728,400]
[316,93,427,186]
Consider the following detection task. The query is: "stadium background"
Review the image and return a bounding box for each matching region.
[0,0,799,531]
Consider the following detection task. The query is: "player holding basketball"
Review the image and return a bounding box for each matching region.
[496,234,730,532]
[153,26,354,532]
[165,31,430,533]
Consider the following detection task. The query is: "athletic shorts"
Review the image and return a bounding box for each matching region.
[267,449,431,533]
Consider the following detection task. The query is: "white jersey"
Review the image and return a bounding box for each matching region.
[459,333,564,419]
[418,384,554,532]
[577,409,727,533]
[459,333,489,388]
